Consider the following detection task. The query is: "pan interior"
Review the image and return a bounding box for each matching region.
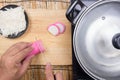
[75,1,120,79]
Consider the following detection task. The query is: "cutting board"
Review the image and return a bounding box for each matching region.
[0,0,72,65]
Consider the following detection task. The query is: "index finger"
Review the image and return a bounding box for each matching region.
[13,46,33,63]
[55,72,64,80]
[5,42,31,56]
[45,63,54,80]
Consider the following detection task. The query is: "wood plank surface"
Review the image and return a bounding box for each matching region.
[0,1,72,65]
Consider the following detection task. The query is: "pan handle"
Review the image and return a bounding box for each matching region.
[66,0,87,25]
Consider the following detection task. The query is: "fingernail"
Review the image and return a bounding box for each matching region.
[46,62,51,67]
[60,70,63,73]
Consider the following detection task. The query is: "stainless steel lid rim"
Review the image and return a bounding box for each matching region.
[73,37,105,80]
[73,0,120,79]
[74,44,104,80]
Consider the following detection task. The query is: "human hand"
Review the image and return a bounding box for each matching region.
[45,63,64,80]
[0,42,34,80]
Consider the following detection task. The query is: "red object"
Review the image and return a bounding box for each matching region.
[55,22,66,34]
[47,24,60,36]
[28,40,45,56]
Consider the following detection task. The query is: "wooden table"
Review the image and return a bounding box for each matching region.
[0,0,72,65]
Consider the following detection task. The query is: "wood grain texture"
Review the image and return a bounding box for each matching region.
[21,65,72,80]
[0,0,70,9]
[0,2,72,65]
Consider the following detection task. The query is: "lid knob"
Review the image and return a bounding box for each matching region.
[112,33,120,49]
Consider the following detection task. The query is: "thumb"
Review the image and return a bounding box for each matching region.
[55,71,64,80]
[19,55,35,75]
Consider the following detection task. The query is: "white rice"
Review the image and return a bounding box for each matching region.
[0,6,26,37]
